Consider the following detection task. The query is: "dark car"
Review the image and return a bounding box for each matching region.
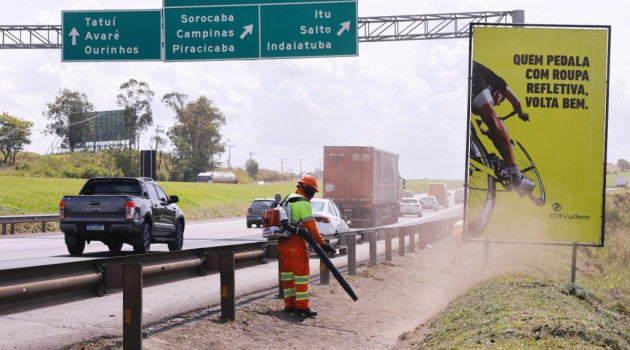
[246,198,275,228]
[59,177,185,255]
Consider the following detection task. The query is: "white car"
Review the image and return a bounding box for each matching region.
[399,198,423,217]
[310,198,350,235]
[420,196,439,211]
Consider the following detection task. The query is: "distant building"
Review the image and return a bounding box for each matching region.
[607,164,621,173]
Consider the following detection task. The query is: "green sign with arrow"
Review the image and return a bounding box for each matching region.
[62,10,162,62]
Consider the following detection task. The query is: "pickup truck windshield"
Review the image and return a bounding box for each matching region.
[81,179,143,196]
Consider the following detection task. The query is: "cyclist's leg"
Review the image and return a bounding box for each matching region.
[476,102,516,165]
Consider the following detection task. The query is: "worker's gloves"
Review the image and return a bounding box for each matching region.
[321,243,337,254]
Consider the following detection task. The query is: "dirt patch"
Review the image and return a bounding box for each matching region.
[65,239,539,350]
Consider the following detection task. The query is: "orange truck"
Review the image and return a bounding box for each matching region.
[428,183,449,208]
[323,146,400,227]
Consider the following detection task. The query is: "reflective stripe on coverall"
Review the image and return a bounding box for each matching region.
[278,192,325,310]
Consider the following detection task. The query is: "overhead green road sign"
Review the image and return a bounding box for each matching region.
[163,0,357,61]
[164,0,351,6]
[62,10,162,62]
[164,6,260,61]
[260,2,357,58]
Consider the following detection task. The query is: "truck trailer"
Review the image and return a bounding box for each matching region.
[323,146,400,227]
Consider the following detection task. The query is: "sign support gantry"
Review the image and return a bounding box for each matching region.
[358,10,524,42]
[0,10,523,50]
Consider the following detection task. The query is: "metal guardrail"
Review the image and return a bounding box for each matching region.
[0,216,457,314]
[0,242,267,315]
[0,215,457,348]
[0,214,58,235]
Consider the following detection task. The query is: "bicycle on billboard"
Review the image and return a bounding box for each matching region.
[467,110,546,236]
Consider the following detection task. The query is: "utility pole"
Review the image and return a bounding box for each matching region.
[280,159,285,173]
[249,152,255,160]
[227,139,236,168]
[154,125,164,170]
[298,159,303,175]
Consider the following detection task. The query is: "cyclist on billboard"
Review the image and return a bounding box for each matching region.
[470,61,535,195]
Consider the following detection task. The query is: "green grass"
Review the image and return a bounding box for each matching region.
[0,177,88,215]
[158,181,297,220]
[413,275,630,349]
[0,175,297,220]
[404,179,465,194]
[0,175,465,220]
[401,191,630,349]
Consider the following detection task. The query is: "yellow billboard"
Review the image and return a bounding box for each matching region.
[465,25,610,245]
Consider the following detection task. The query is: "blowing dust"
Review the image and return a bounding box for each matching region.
[78,229,557,350]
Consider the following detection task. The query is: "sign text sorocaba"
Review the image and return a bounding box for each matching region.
[62,10,162,61]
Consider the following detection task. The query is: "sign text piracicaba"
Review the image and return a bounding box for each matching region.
[62,10,162,61]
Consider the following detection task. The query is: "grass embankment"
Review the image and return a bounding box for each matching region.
[401,189,630,349]
[0,176,297,233]
[0,176,297,219]
[0,176,463,232]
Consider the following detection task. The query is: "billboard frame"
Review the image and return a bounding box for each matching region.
[463,23,611,248]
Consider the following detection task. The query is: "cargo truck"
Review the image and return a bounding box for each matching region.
[323,146,400,227]
[428,183,449,208]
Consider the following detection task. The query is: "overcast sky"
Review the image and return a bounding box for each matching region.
[1,0,627,180]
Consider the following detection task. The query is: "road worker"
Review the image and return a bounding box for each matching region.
[278,175,336,317]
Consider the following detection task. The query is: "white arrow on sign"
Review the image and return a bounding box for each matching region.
[240,24,253,39]
[68,27,80,46]
[337,21,350,36]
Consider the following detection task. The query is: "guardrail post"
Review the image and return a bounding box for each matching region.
[369,231,377,266]
[348,234,357,275]
[2,223,5,235]
[409,226,415,252]
[571,242,578,284]
[320,239,331,284]
[385,228,392,261]
[220,251,235,321]
[122,263,143,350]
[41,221,47,232]
[484,239,490,266]
[418,224,427,249]
[10,223,15,235]
[398,227,405,257]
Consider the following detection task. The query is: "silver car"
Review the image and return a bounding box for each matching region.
[310,198,350,235]
[399,198,423,217]
[420,196,439,211]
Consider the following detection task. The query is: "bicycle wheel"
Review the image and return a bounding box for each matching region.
[467,133,496,237]
[513,141,545,206]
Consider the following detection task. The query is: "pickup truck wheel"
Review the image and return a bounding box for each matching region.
[168,221,184,251]
[134,223,151,254]
[108,241,123,252]
[67,238,85,256]
[247,223,252,228]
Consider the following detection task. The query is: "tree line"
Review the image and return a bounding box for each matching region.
[0,79,229,182]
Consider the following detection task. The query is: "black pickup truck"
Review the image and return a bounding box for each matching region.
[59,177,185,256]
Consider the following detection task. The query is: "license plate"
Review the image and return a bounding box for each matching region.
[86,224,104,231]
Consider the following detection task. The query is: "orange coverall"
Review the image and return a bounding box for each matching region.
[278,190,325,311]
